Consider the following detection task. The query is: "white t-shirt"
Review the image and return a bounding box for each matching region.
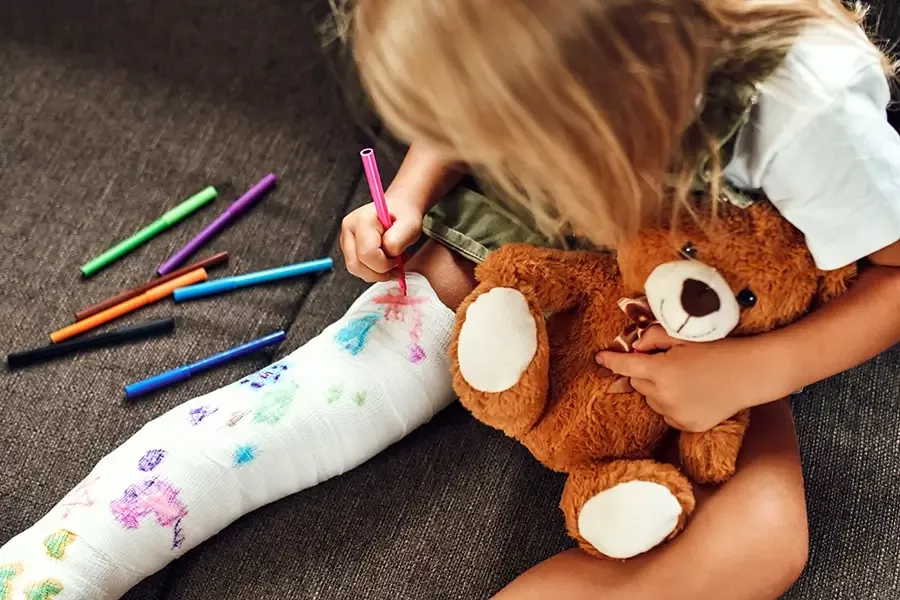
[724,25,900,270]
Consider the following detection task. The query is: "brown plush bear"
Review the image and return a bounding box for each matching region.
[449,201,855,560]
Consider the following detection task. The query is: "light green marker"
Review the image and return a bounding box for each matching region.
[80,186,217,277]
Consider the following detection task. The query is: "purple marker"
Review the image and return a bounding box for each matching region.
[157,173,278,275]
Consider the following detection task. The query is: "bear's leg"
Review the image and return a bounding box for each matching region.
[679,410,750,485]
[451,281,550,438]
[561,460,695,560]
[473,244,599,310]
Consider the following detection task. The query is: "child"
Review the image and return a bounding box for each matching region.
[2,0,899,598]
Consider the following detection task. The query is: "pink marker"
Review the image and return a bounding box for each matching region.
[360,148,408,295]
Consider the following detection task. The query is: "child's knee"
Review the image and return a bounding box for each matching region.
[745,480,809,589]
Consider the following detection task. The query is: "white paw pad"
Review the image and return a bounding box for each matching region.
[578,481,683,559]
[457,288,538,393]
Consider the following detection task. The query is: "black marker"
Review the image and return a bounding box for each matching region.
[7,318,176,370]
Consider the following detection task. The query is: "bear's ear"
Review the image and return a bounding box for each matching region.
[815,264,858,306]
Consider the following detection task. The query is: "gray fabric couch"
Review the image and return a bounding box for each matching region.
[0,1,897,598]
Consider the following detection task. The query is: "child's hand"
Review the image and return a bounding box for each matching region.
[340,192,424,282]
[596,327,790,432]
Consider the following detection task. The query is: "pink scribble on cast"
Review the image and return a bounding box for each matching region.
[371,291,427,321]
[60,476,100,519]
[371,290,429,364]
[110,477,188,548]
[409,344,426,364]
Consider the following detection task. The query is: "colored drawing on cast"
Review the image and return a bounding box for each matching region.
[25,579,64,600]
[240,362,290,389]
[335,314,380,356]
[226,410,250,427]
[172,517,185,549]
[372,289,428,363]
[335,288,428,362]
[406,301,426,364]
[188,405,218,426]
[139,449,167,472]
[325,386,366,407]
[252,381,298,425]
[233,444,258,466]
[0,564,22,600]
[43,530,77,560]
[110,477,188,549]
[326,385,343,404]
[60,476,100,518]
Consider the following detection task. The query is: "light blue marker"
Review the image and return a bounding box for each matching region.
[125,331,287,400]
[173,258,333,302]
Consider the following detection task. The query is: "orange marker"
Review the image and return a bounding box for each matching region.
[50,269,207,343]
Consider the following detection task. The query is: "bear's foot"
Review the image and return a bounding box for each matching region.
[561,460,695,559]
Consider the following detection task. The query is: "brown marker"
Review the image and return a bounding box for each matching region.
[74,252,229,320]
[53,269,207,343]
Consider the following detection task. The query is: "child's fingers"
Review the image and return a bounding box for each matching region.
[633,326,682,352]
[383,225,421,258]
[629,377,657,397]
[595,351,657,380]
[341,229,390,283]
[382,208,423,257]
[356,222,395,275]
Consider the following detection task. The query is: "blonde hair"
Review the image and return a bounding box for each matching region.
[347,0,895,247]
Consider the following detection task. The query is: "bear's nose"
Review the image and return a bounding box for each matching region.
[680,278,720,317]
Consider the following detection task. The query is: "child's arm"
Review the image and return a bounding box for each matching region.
[387,142,465,214]
[597,242,900,432]
[765,244,900,393]
[341,143,463,282]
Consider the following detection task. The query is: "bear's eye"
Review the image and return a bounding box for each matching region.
[680,242,698,259]
[736,288,757,308]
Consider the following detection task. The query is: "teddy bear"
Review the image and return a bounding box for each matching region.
[449,200,855,560]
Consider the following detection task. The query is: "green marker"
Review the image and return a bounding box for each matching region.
[80,186,217,277]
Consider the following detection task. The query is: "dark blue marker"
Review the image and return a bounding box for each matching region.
[125,330,287,400]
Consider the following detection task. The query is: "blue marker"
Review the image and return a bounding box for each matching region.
[125,331,287,399]
[173,258,334,302]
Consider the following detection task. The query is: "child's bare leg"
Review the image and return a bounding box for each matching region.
[406,239,477,309]
[0,240,473,600]
[496,401,807,600]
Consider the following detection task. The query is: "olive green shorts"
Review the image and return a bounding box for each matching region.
[422,181,557,264]
[423,178,760,265]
